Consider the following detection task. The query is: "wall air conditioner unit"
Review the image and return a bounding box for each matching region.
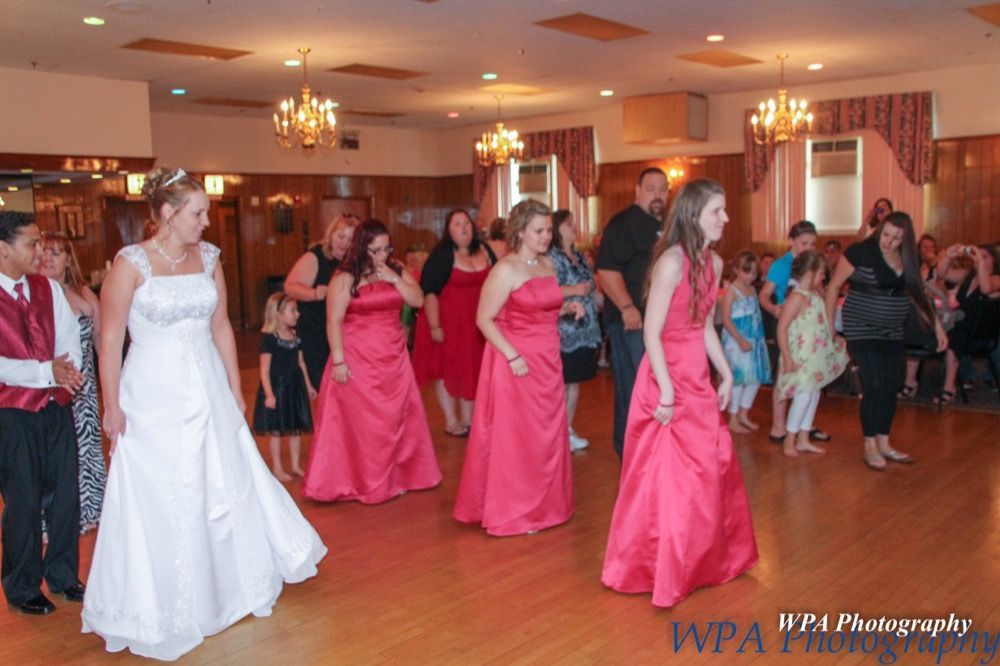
[518,162,549,195]
[810,139,859,177]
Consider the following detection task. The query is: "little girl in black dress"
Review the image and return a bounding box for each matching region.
[253,293,317,481]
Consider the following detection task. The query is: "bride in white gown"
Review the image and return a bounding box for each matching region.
[83,167,327,661]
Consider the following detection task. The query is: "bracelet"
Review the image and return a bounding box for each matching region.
[332,361,347,368]
[620,303,634,311]
[507,355,521,364]
[657,402,674,408]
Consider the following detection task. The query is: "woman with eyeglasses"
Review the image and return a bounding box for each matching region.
[283,214,359,389]
[303,219,441,504]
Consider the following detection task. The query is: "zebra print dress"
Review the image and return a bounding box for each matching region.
[74,314,106,530]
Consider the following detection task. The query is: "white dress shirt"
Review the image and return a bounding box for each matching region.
[0,272,82,389]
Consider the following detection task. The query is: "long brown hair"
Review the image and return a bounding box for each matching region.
[647,179,725,321]
[873,212,935,325]
[40,231,86,293]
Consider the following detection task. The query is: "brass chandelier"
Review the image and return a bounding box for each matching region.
[475,95,524,167]
[273,47,337,150]
[750,54,814,145]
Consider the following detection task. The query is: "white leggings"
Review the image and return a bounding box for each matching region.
[728,383,760,414]
[786,389,821,434]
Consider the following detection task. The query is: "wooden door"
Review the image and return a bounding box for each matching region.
[203,199,245,327]
[102,196,149,255]
[317,196,370,245]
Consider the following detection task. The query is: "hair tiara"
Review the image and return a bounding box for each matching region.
[163,168,187,188]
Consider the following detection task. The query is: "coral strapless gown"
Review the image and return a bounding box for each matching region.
[453,276,573,536]
[602,256,757,607]
[303,281,441,504]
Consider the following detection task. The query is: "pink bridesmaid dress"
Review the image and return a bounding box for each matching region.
[303,281,441,504]
[602,256,758,607]
[453,276,573,536]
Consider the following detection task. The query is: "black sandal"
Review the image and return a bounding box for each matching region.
[809,429,832,442]
[896,384,918,399]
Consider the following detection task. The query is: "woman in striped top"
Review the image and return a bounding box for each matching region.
[826,212,946,470]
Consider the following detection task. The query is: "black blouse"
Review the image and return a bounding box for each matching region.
[841,237,911,341]
[419,242,497,296]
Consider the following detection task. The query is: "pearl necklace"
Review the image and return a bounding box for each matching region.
[518,254,539,266]
[152,239,188,272]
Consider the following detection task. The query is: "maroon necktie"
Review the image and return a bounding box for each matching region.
[13,281,30,316]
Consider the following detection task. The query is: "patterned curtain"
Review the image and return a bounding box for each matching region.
[745,92,934,192]
[473,126,596,204]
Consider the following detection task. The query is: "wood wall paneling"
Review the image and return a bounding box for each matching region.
[219,173,474,327]
[32,177,129,284]
[22,133,997,332]
[28,172,474,328]
[925,134,1000,247]
[596,154,751,262]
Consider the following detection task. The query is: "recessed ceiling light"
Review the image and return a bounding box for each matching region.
[91,174,104,180]
[284,59,301,67]
[59,178,72,184]
[706,34,724,42]
[83,17,105,26]
[171,88,187,95]
[7,186,19,192]
[600,89,614,97]
[481,72,498,80]
[447,112,460,118]
[807,63,824,71]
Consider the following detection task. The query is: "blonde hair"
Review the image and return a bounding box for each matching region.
[40,231,85,292]
[322,214,360,246]
[261,292,295,334]
[506,199,551,252]
[142,166,204,225]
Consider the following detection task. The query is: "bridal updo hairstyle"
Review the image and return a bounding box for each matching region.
[506,199,551,252]
[141,166,205,224]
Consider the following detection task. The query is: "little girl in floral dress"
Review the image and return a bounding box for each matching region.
[776,251,847,458]
[721,251,772,433]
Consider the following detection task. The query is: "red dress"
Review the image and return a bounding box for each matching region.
[602,256,758,607]
[303,282,441,504]
[453,276,573,536]
[411,266,490,400]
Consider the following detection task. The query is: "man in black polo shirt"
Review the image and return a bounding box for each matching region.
[596,167,668,459]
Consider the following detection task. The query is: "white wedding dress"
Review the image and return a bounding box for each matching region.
[82,243,327,661]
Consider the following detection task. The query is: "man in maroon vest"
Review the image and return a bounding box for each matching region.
[0,211,85,614]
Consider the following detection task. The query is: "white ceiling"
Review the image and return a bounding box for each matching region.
[1,0,998,129]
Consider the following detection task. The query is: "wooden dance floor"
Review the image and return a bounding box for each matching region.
[3,368,999,664]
